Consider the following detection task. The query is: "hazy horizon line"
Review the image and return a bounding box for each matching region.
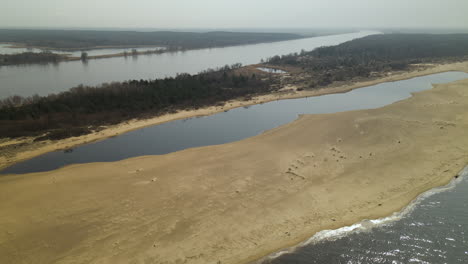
[1,26,468,31]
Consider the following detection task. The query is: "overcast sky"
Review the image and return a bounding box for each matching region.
[1,0,467,29]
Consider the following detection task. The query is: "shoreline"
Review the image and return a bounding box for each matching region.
[254,165,468,263]
[1,76,468,263]
[2,61,468,172]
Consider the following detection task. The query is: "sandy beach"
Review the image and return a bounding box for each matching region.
[1,67,468,263]
[1,61,468,171]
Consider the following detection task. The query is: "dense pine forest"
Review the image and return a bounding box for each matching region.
[0,64,275,139]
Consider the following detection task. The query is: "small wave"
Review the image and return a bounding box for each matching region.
[256,166,468,263]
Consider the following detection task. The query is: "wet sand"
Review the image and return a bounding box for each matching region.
[1,71,468,263]
[2,61,468,171]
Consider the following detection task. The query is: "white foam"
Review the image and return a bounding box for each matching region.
[256,166,468,263]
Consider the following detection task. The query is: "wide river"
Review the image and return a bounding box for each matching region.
[3,71,468,174]
[0,31,376,98]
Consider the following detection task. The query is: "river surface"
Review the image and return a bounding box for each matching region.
[0,31,376,98]
[3,71,467,174]
[261,166,468,264]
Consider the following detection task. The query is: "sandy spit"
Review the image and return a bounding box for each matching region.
[1,61,468,171]
[1,68,468,263]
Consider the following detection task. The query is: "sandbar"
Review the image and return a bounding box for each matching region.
[1,73,468,263]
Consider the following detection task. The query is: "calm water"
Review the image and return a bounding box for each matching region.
[3,71,467,174]
[0,43,164,57]
[0,31,376,98]
[261,166,468,264]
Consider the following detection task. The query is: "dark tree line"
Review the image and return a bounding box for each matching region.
[0,64,275,139]
[0,29,304,50]
[0,52,66,66]
[267,34,468,87]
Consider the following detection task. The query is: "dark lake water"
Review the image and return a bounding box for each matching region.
[260,166,468,264]
[2,71,468,175]
[0,31,377,98]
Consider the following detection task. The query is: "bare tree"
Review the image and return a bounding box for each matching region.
[80,51,88,61]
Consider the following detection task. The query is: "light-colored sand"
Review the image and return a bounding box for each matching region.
[1,72,468,263]
[2,61,468,171]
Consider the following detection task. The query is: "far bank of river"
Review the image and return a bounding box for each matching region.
[0,31,377,98]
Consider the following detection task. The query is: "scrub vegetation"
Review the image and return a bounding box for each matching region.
[266,34,468,87]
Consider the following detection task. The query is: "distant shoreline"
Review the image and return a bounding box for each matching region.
[0,29,309,65]
[1,38,305,65]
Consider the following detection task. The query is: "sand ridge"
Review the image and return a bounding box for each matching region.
[1,74,468,263]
